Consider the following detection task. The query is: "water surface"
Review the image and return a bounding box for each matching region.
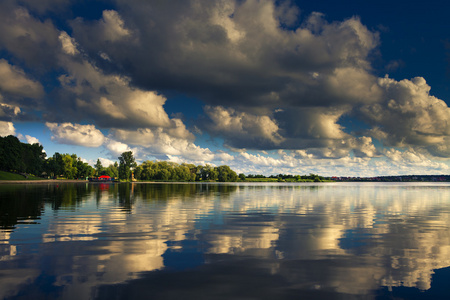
[1,182,450,299]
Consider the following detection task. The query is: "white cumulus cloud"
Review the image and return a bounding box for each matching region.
[361,76,450,156]
[0,121,15,136]
[111,128,214,162]
[104,138,136,158]
[46,122,105,147]
[24,135,40,145]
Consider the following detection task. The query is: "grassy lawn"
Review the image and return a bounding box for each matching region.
[0,171,43,180]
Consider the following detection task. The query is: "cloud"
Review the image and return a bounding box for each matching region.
[68,0,384,157]
[58,31,79,56]
[111,127,214,162]
[204,106,284,148]
[71,10,132,44]
[24,135,40,145]
[0,4,60,68]
[383,148,449,171]
[204,105,379,158]
[0,121,15,136]
[46,122,105,147]
[360,76,450,156]
[1,0,449,172]
[214,151,235,162]
[98,157,116,167]
[0,59,44,99]
[55,52,173,129]
[97,10,131,42]
[223,148,448,177]
[104,138,136,158]
[0,103,21,121]
[225,150,376,176]
[68,0,379,109]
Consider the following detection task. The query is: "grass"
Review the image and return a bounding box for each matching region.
[0,171,44,180]
[244,178,280,182]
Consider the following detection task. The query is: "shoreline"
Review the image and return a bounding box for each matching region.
[0,179,88,184]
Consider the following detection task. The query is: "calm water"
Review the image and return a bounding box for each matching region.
[1,182,450,299]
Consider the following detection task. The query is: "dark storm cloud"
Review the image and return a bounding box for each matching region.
[0,1,61,70]
[70,1,379,109]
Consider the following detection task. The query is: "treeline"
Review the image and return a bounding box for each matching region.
[133,161,238,182]
[335,175,450,182]
[0,135,95,179]
[0,135,239,182]
[244,173,326,182]
[46,152,95,179]
[0,135,46,175]
[1,135,328,182]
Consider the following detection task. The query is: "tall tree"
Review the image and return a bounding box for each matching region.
[50,152,64,178]
[62,154,77,179]
[0,135,23,172]
[94,159,104,176]
[0,136,46,175]
[118,151,137,181]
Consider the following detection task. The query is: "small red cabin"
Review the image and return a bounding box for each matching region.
[98,175,111,180]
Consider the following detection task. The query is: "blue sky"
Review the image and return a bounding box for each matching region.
[1,0,450,176]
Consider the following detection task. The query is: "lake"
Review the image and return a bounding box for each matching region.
[1,182,450,299]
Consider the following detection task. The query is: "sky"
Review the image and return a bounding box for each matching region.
[1,0,450,177]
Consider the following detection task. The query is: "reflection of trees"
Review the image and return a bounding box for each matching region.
[117,183,134,212]
[49,183,91,210]
[131,183,238,203]
[0,183,239,230]
[0,183,94,230]
[0,185,45,229]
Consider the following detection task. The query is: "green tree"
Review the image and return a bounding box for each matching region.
[105,162,119,178]
[182,163,197,181]
[138,161,155,180]
[44,152,64,178]
[75,159,94,179]
[21,142,46,175]
[94,159,104,176]
[134,165,142,180]
[62,154,77,179]
[156,169,170,181]
[118,151,137,181]
[0,135,23,172]
[217,165,238,182]
[200,164,217,181]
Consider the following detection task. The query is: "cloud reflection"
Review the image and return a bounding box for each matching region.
[0,183,450,298]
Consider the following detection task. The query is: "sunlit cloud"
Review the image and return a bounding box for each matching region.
[0,121,16,136]
[46,122,105,147]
